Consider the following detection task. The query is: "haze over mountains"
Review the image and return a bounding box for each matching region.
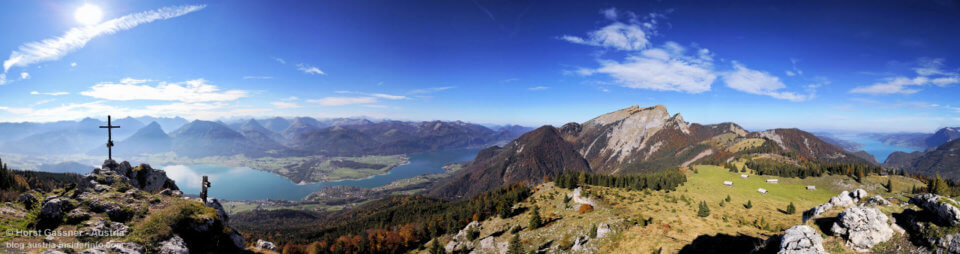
[0,116,533,159]
[430,105,876,199]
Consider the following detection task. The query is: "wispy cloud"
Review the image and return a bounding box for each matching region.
[81,78,247,102]
[297,64,325,75]
[3,5,205,72]
[850,58,959,95]
[408,86,454,94]
[307,96,378,106]
[271,101,302,109]
[723,62,813,101]
[528,86,549,91]
[19,72,29,80]
[577,43,717,93]
[333,91,410,100]
[560,9,663,51]
[242,76,273,80]
[273,57,286,64]
[31,91,69,96]
[70,62,77,67]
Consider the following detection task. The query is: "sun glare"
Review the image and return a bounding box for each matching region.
[74,4,103,26]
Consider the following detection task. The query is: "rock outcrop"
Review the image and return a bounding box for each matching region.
[596,223,612,238]
[910,193,960,226]
[256,239,278,251]
[830,206,894,252]
[778,225,827,254]
[803,189,868,222]
[474,236,507,254]
[159,235,189,254]
[445,221,480,252]
[866,195,891,206]
[93,160,179,193]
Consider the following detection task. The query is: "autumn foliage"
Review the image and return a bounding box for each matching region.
[578,204,594,214]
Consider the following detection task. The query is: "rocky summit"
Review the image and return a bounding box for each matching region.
[7,160,244,253]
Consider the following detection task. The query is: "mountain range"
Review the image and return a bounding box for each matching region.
[429,105,874,199]
[869,127,960,150]
[883,138,960,179]
[0,116,532,159]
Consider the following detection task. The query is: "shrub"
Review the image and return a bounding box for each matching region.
[578,204,594,214]
[510,225,521,234]
[589,224,597,238]
[786,202,796,214]
[744,200,753,209]
[466,227,480,241]
[528,206,542,229]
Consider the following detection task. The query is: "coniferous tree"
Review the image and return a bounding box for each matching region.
[528,206,542,229]
[744,200,753,209]
[429,238,444,254]
[930,175,950,195]
[588,224,597,238]
[725,195,731,202]
[507,234,523,254]
[887,179,893,193]
[697,201,710,217]
[786,202,796,214]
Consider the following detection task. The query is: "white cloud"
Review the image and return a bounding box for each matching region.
[20,72,29,80]
[297,64,325,75]
[0,73,7,85]
[31,91,69,96]
[307,96,378,106]
[851,58,960,95]
[785,71,796,76]
[409,86,454,94]
[271,101,301,109]
[70,62,77,67]
[528,86,549,91]
[370,93,409,100]
[601,8,618,20]
[284,96,299,101]
[723,62,812,102]
[80,78,248,102]
[3,5,205,72]
[561,22,650,51]
[242,76,273,80]
[273,57,286,64]
[579,45,717,93]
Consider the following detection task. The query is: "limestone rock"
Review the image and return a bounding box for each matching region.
[206,199,229,224]
[778,225,827,254]
[910,193,960,226]
[830,206,893,252]
[804,189,869,223]
[39,198,65,228]
[40,250,68,254]
[17,193,37,209]
[571,235,590,252]
[445,221,480,253]
[865,195,891,206]
[159,235,189,254]
[65,209,91,224]
[256,239,278,251]
[81,219,130,237]
[106,205,135,222]
[568,187,596,207]
[472,236,507,254]
[596,223,612,238]
[99,160,178,193]
[79,241,144,254]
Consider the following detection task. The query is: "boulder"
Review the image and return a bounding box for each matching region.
[17,193,37,209]
[865,195,891,206]
[256,239,278,251]
[81,219,130,237]
[98,160,179,193]
[851,189,868,201]
[570,235,590,252]
[473,236,507,254]
[568,187,597,207]
[38,198,65,228]
[830,207,893,252]
[79,241,144,254]
[228,230,245,250]
[829,191,856,207]
[804,189,870,223]
[65,209,91,224]
[596,223,612,238]
[778,225,827,254]
[159,235,189,254]
[910,193,960,226]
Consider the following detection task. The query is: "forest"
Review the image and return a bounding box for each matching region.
[0,157,81,201]
[744,159,882,181]
[553,167,687,191]
[233,183,532,253]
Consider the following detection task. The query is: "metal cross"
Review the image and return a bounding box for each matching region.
[99,115,120,160]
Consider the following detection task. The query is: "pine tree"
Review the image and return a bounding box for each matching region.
[930,174,950,195]
[725,195,731,202]
[528,206,542,229]
[786,202,796,214]
[887,179,893,193]
[697,201,710,217]
[744,200,753,209]
[507,234,523,254]
[588,224,597,238]
[429,238,444,254]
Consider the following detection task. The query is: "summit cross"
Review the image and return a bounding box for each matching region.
[99,115,120,160]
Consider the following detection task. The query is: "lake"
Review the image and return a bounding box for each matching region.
[834,134,919,163]
[160,148,480,201]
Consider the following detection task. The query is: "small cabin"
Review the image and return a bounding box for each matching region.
[806,185,816,190]
[740,174,748,178]
[723,181,733,186]
[758,188,768,194]
[766,179,779,183]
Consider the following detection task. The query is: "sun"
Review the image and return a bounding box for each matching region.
[74,4,103,26]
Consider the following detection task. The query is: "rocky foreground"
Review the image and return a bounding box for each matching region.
[1,160,266,254]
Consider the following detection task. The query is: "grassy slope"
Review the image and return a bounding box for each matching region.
[423,164,928,254]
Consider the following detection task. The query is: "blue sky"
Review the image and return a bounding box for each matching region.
[0,0,958,133]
